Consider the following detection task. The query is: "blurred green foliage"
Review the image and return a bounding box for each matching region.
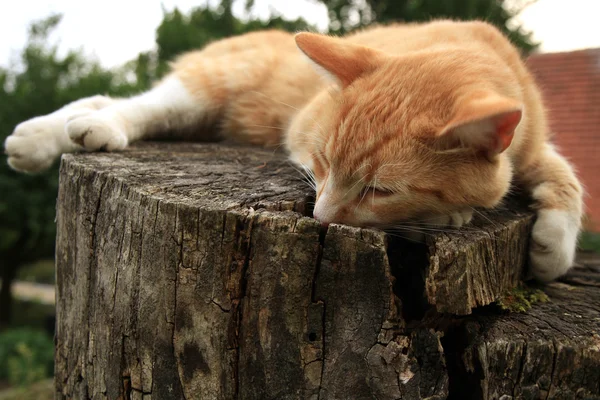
[580,231,600,253]
[318,0,538,52]
[9,299,55,332]
[0,15,139,327]
[16,259,56,285]
[136,2,314,81]
[0,328,54,386]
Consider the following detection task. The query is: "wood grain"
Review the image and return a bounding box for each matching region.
[54,142,599,399]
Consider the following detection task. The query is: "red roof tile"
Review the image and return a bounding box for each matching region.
[526,48,600,231]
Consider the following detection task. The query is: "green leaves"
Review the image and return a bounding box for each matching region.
[152,4,314,81]
[0,18,135,278]
[319,0,539,53]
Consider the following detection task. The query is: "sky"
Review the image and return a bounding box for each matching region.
[0,0,599,68]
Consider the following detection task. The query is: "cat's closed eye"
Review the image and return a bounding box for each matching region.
[360,186,395,198]
[407,185,445,201]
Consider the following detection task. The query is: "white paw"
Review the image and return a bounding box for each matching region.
[4,113,81,173]
[65,111,128,151]
[426,209,474,229]
[448,209,474,228]
[4,95,114,173]
[529,209,580,282]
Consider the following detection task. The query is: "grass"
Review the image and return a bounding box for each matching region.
[579,231,600,254]
[0,299,55,397]
[0,259,56,398]
[0,379,53,400]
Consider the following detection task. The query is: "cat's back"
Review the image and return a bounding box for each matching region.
[346,20,532,103]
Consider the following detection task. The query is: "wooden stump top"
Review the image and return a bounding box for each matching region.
[54,142,600,399]
[60,142,534,316]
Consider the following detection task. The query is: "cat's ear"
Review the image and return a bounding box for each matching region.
[438,91,523,158]
[295,32,383,87]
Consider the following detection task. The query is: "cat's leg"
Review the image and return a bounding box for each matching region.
[5,74,211,173]
[53,46,287,156]
[6,34,295,173]
[65,75,204,152]
[4,95,114,172]
[520,143,584,281]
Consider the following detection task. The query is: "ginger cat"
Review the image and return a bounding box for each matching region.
[4,20,583,282]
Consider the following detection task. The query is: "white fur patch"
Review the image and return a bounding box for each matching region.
[65,112,128,151]
[529,209,580,282]
[5,76,201,173]
[448,209,474,228]
[66,76,200,149]
[421,209,474,229]
[4,95,113,172]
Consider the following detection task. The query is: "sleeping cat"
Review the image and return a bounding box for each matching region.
[4,20,583,282]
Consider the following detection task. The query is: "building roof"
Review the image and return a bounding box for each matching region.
[526,48,600,231]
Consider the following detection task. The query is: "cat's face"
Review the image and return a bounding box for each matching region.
[291,33,522,228]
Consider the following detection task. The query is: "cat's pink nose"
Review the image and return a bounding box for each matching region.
[313,193,339,226]
[313,209,330,227]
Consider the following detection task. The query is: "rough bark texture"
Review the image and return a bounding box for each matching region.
[54,142,600,400]
[442,262,600,400]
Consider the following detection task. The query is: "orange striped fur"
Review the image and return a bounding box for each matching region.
[4,20,584,281]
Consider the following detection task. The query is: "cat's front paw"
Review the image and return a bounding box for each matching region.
[66,111,128,151]
[448,209,474,228]
[529,209,580,282]
[4,114,79,173]
[426,209,474,228]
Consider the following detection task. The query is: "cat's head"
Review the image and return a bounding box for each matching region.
[288,32,523,228]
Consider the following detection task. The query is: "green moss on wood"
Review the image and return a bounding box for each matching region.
[497,285,550,313]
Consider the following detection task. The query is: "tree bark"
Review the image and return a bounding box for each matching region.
[54,142,600,399]
[442,263,600,400]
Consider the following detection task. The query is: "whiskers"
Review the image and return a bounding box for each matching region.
[384,223,465,238]
[344,174,367,199]
[382,210,508,244]
[468,206,502,230]
[355,181,371,211]
[289,161,317,192]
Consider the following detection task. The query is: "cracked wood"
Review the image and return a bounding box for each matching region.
[53,142,598,400]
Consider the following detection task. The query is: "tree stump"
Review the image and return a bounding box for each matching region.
[54,142,600,400]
